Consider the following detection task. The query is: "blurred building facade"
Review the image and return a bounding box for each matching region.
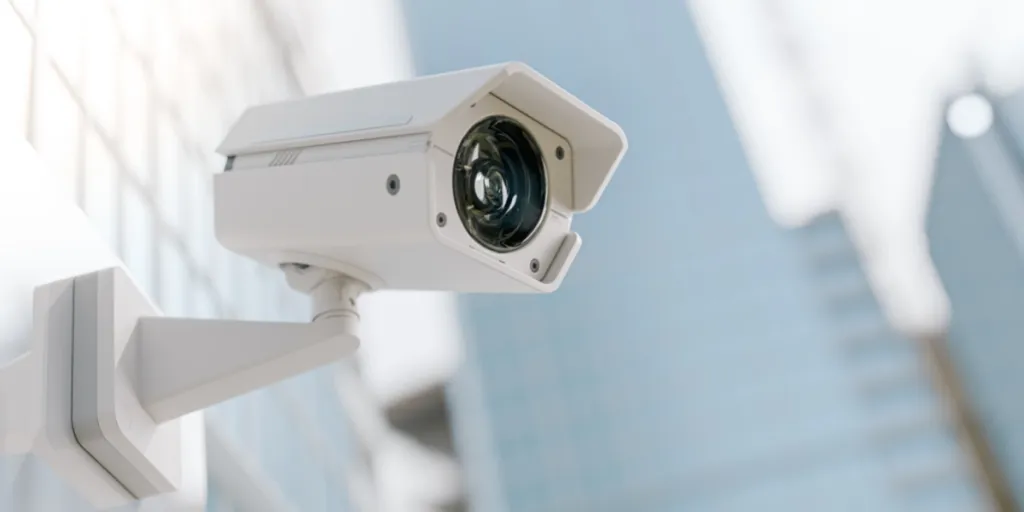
[0,0,379,510]
[398,2,993,511]
[928,90,1024,509]
[384,382,466,512]
[798,212,991,511]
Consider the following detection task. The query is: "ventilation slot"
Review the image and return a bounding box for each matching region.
[269,149,302,166]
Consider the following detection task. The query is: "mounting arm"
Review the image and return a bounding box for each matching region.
[41,264,366,504]
[97,264,364,424]
[138,317,357,423]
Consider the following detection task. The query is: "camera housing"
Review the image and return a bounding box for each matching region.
[14,63,627,508]
[215,62,627,292]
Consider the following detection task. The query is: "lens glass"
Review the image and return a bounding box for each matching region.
[453,116,547,252]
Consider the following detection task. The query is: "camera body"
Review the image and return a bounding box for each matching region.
[215,62,627,292]
[16,63,628,509]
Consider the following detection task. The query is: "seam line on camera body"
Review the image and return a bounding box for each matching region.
[225,133,433,171]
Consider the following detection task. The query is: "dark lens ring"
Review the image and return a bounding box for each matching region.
[452,116,547,252]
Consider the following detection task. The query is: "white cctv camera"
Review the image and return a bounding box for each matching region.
[20,63,626,509]
[214,62,628,293]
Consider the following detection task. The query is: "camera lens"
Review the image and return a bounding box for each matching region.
[453,116,547,252]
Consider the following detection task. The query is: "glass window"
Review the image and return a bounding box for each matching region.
[0,3,32,138]
[82,127,119,248]
[110,0,152,56]
[156,110,183,229]
[10,0,34,24]
[158,236,189,316]
[119,55,152,186]
[36,0,85,88]
[31,62,82,199]
[120,183,156,296]
[81,8,121,136]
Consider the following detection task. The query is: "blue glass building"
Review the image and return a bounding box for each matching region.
[399,2,988,510]
[927,90,1024,508]
[799,212,986,512]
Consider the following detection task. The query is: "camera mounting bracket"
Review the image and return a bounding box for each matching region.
[34,265,364,504]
